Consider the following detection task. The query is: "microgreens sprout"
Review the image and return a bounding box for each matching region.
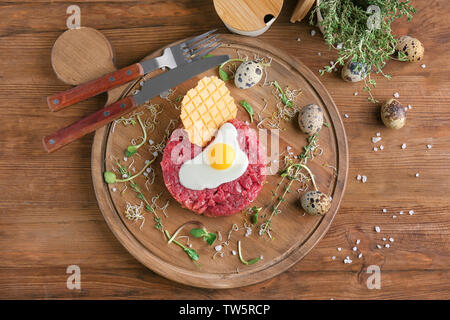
[190,228,217,246]
[103,158,155,184]
[218,58,270,82]
[125,115,146,157]
[272,81,293,107]
[239,100,254,123]
[237,241,260,265]
[164,230,200,263]
[248,206,262,224]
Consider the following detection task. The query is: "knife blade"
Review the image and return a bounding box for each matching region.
[134,55,228,105]
[43,54,229,153]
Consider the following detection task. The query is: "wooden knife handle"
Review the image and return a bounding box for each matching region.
[47,63,143,111]
[43,95,137,153]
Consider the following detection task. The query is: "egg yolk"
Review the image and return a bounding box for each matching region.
[208,143,236,170]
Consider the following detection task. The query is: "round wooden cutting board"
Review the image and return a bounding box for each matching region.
[91,34,348,289]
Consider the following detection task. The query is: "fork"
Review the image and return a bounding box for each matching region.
[47,29,220,111]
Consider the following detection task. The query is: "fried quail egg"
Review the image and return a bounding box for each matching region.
[300,191,331,216]
[396,36,424,62]
[234,60,263,89]
[298,104,324,135]
[178,123,249,190]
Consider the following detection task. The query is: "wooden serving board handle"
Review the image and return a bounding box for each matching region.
[43,96,137,153]
[47,63,144,111]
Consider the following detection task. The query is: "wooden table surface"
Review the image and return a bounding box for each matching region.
[0,0,449,299]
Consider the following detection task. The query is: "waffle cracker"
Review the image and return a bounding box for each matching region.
[180,76,237,147]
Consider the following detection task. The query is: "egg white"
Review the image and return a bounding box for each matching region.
[178,123,249,190]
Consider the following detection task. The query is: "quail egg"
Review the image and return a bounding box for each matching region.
[341,61,367,82]
[234,60,263,89]
[395,36,424,62]
[298,104,324,135]
[381,98,406,129]
[300,191,331,216]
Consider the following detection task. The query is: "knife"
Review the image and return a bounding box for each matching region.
[43,54,229,153]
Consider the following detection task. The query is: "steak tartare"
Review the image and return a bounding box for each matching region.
[161,119,266,217]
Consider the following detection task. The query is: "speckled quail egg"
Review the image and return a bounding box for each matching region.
[298,104,324,135]
[341,61,367,82]
[300,191,331,216]
[234,60,263,89]
[381,98,406,129]
[395,36,424,62]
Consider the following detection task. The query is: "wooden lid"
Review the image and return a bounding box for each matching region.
[213,0,283,32]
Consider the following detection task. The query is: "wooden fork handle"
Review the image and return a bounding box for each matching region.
[47,63,143,111]
[43,95,137,153]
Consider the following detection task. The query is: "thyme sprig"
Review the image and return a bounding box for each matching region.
[260,134,320,237]
[311,0,416,101]
[129,180,163,231]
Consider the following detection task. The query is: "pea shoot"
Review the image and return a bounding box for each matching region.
[239,100,254,123]
[125,115,146,157]
[237,241,260,266]
[103,158,155,184]
[273,81,293,107]
[165,230,200,263]
[190,228,217,246]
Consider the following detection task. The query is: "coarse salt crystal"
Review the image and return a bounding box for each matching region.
[408,105,412,110]
[427,144,432,149]
[123,157,128,161]
[382,209,387,213]
[352,246,358,251]
[401,143,407,149]
[376,244,382,249]
[354,92,358,96]
[311,30,316,36]
[382,237,387,241]
[153,151,158,157]
[356,239,361,245]
[392,215,397,219]
[296,37,301,41]
[145,160,150,164]
[332,256,336,260]
[215,245,222,252]
[409,210,414,215]
[376,132,381,137]
[389,237,394,242]
[362,175,367,183]
[146,168,151,173]
[286,146,292,150]
[337,247,342,251]
[380,145,384,150]
[231,250,237,256]
[358,253,363,259]
[337,43,343,49]
[330,61,334,66]
[375,226,381,233]
[394,92,400,98]
[357,174,362,181]
[317,52,321,56]
[122,174,128,179]
[421,64,426,68]
[385,243,390,248]
[112,187,117,192]
[148,139,154,145]
[344,257,352,264]
[260,255,264,260]
[416,173,420,177]
[132,167,136,172]
[344,114,349,118]
[372,137,382,143]
[400,211,404,215]
[143,172,148,177]
[373,147,378,152]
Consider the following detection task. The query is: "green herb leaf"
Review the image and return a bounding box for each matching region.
[251,213,258,224]
[239,100,254,122]
[190,228,207,238]
[246,257,260,265]
[184,248,200,261]
[126,145,138,157]
[219,68,229,81]
[204,233,217,246]
[202,54,214,59]
[103,171,117,184]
